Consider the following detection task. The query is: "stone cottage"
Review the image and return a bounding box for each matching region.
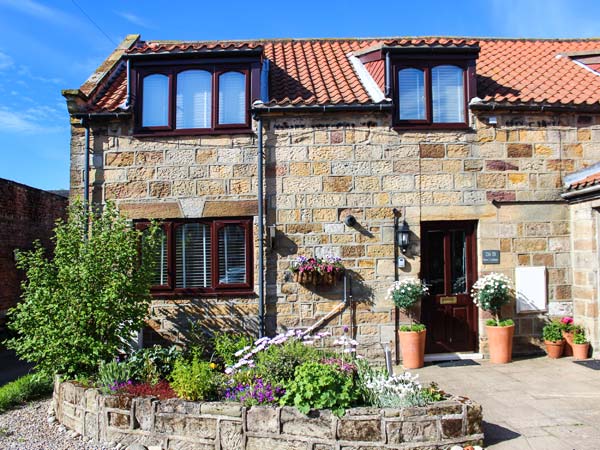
[63,35,600,361]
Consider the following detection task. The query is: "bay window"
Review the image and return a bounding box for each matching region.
[140,219,253,295]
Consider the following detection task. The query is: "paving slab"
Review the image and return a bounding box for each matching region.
[406,355,600,449]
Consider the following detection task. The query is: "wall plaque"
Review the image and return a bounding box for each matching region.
[440,296,458,305]
[482,250,500,264]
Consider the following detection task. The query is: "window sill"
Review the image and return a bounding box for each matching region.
[392,123,472,131]
[150,289,256,299]
[133,128,254,138]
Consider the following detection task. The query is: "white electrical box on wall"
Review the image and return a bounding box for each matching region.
[515,266,547,313]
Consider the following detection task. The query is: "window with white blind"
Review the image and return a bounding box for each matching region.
[394,61,470,128]
[135,65,251,133]
[142,74,169,127]
[398,68,426,121]
[138,219,252,294]
[218,224,246,284]
[218,72,246,125]
[432,65,465,123]
[176,70,212,129]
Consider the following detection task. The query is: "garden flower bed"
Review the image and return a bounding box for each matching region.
[53,379,483,449]
[51,330,483,449]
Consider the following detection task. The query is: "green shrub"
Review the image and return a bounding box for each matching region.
[213,332,252,367]
[170,356,224,401]
[399,323,426,332]
[0,374,53,413]
[128,345,181,385]
[255,339,321,385]
[542,321,563,343]
[574,331,588,345]
[5,202,160,377]
[97,359,132,393]
[280,361,359,417]
[485,318,514,327]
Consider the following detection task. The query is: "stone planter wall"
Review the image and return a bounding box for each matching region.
[53,379,483,449]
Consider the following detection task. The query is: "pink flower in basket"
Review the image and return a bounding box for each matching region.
[560,316,573,325]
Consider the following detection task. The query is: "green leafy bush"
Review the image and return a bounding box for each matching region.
[170,356,224,401]
[421,382,446,403]
[5,202,160,377]
[574,331,588,345]
[0,374,53,413]
[255,339,321,385]
[399,324,426,332]
[485,318,514,327]
[128,345,181,385]
[97,359,132,393]
[213,332,252,367]
[280,361,359,417]
[542,321,563,343]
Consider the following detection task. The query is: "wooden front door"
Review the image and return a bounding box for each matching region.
[420,221,478,353]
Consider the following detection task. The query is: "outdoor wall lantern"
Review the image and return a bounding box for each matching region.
[398,220,410,253]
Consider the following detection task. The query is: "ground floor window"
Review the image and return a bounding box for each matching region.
[138,218,253,295]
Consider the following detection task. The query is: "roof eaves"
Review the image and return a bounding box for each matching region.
[564,162,600,189]
[79,34,140,98]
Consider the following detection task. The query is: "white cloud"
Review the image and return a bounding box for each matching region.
[0,51,13,70]
[115,11,154,29]
[0,0,80,28]
[17,65,63,84]
[489,0,598,38]
[0,105,63,133]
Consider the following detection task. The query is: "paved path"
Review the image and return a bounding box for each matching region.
[408,356,600,450]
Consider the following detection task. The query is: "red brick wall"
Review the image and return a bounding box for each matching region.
[0,179,68,324]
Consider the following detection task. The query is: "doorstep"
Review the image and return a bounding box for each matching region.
[424,352,484,362]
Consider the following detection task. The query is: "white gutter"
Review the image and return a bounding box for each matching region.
[347,53,386,103]
[561,184,600,200]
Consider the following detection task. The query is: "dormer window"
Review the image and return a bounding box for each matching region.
[133,60,259,135]
[391,53,477,129]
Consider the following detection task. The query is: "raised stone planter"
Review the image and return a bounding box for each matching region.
[53,378,483,449]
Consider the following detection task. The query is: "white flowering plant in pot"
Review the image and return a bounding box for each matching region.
[387,278,428,331]
[471,272,514,327]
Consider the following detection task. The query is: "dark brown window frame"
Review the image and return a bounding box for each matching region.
[392,55,476,130]
[132,60,259,136]
[137,218,254,297]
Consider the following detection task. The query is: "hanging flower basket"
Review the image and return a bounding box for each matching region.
[291,255,344,286]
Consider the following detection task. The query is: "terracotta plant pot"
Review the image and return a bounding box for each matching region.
[398,329,426,369]
[572,342,590,360]
[544,340,564,359]
[562,331,574,356]
[486,324,514,364]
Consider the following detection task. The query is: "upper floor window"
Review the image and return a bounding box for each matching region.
[134,64,252,135]
[393,59,474,129]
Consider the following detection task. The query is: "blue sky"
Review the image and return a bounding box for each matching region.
[0,0,598,190]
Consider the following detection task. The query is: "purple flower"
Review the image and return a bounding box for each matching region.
[343,325,349,333]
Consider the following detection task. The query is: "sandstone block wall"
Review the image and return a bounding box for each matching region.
[69,111,600,359]
[569,201,599,355]
[0,178,68,324]
[53,380,484,450]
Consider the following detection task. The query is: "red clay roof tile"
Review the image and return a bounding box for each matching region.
[86,37,600,113]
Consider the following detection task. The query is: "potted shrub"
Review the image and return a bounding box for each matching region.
[542,321,564,359]
[572,330,590,360]
[471,273,514,364]
[559,317,576,356]
[387,278,429,369]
